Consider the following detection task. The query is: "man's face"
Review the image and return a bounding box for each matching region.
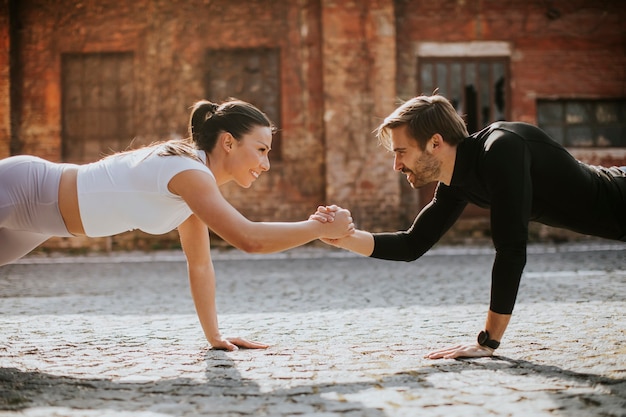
[390,125,441,189]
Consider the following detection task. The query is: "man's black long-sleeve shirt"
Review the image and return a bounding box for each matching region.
[371,122,626,314]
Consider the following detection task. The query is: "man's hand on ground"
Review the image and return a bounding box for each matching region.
[425,343,495,359]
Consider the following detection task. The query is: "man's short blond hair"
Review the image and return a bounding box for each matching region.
[376,94,469,150]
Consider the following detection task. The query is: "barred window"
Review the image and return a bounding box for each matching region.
[537,100,626,147]
[418,58,509,133]
[205,48,282,159]
[61,52,134,163]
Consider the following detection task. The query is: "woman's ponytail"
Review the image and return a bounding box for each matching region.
[188,98,275,153]
[189,100,219,146]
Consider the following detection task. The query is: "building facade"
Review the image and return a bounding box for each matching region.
[1,0,625,251]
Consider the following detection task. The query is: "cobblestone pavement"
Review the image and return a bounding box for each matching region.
[0,241,624,417]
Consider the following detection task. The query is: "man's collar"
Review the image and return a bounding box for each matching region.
[449,137,473,187]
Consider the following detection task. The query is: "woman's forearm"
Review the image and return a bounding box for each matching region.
[187,264,222,345]
[231,211,354,254]
[233,220,324,254]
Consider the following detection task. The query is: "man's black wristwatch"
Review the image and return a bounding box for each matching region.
[477,330,500,350]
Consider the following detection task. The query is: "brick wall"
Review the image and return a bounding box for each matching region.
[321,0,399,231]
[2,0,625,253]
[3,0,333,252]
[0,0,10,157]
[394,0,626,239]
[395,0,625,123]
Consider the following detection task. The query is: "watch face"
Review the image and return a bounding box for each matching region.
[477,330,499,349]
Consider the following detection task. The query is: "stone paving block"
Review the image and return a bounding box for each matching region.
[0,242,624,416]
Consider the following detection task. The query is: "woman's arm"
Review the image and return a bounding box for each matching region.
[169,170,354,253]
[178,214,268,350]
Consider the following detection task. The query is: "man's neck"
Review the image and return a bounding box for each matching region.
[438,143,457,186]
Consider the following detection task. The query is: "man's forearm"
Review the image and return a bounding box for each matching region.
[329,229,375,256]
[484,310,512,342]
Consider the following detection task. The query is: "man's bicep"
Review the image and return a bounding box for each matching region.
[485,139,533,249]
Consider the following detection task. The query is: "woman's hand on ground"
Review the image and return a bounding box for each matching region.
[211,337,270,351]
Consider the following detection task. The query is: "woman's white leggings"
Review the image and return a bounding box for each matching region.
[0,156,73,266]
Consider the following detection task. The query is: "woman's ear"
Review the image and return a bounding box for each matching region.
[220,132,234,153]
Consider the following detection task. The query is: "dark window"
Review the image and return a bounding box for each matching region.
[61,52,134,163]
[537,99,626,147]
[418,58,509,133]
[205,48,282,159]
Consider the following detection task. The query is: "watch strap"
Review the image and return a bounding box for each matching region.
[477,330,500,349]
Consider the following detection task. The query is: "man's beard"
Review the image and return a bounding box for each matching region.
[402,151,441,189]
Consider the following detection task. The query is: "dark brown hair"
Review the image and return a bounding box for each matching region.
[159,98,276,160]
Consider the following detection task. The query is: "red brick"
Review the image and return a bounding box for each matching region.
[2,0,624,252]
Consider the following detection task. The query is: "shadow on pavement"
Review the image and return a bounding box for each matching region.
[1,351,624,416]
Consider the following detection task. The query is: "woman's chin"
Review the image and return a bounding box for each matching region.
[235,180,253,189]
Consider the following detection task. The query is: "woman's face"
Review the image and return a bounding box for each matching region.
[228,125,273,188]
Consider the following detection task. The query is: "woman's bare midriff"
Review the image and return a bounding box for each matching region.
[58,167,86,236]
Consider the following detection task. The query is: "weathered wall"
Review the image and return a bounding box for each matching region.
[7,0,326,216]
[395,0,626,125]
[4,0,330,251]
[0,0,10,158]
[321,0,399,231]
[2,0,625,253]
[394,0,626,231]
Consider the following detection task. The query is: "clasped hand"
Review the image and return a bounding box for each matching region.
[310,205,355,239]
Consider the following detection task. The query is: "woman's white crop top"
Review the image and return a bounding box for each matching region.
[76,146,213,237]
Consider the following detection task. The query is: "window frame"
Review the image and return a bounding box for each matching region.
[537,99,626,148]
[204,47,282,160]
[61,51,135,163]
[417,56,510,133]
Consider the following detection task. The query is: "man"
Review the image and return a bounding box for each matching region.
[317,94,626,359]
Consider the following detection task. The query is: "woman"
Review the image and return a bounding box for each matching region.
[0,99,354,351]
